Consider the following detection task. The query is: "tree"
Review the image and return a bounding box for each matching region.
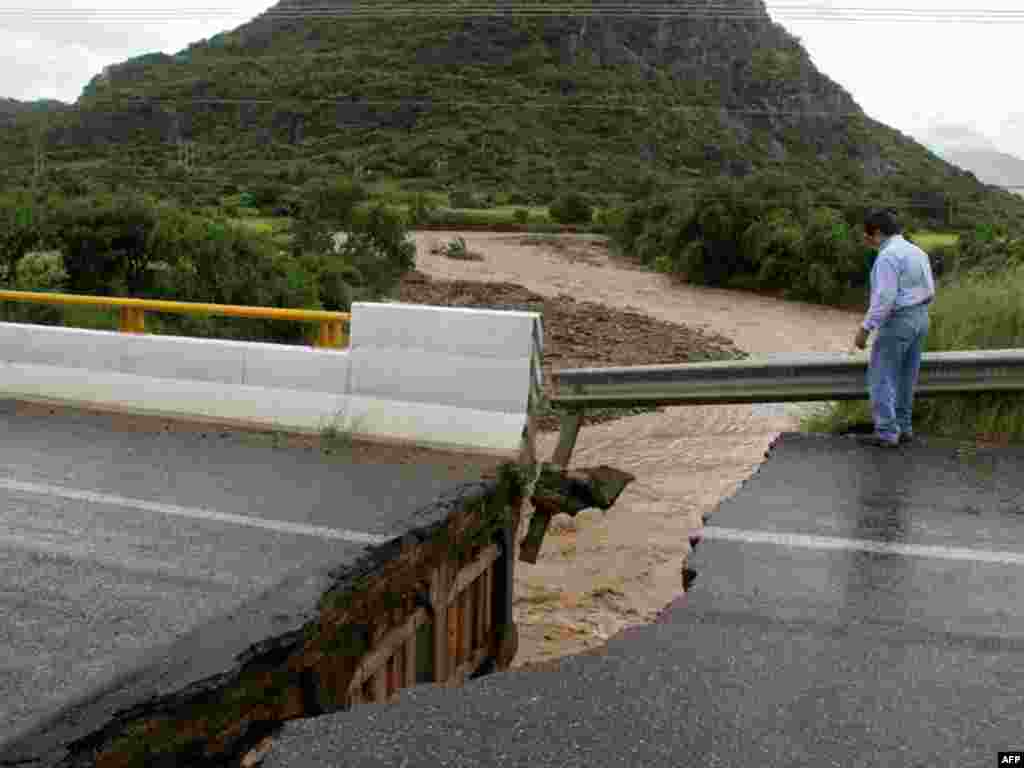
[0,193,43,284]
[288,178,415,309]
[52,195,159,295]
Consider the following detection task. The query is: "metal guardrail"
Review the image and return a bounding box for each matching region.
[543,349,1024,468]
[0,289,350,348]
[549,350,1024,409]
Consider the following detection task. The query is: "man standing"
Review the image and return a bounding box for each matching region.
[854,210,936,448]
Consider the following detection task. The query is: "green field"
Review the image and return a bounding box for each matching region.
[911,231,959,250]
[229,216,289,235]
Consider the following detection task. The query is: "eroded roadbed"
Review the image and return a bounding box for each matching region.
[262,433,1024,768]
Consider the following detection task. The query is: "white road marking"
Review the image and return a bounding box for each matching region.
[0,477,393,546]
[702,526,1024,566]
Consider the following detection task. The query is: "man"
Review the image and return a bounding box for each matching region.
[853,210,936,448]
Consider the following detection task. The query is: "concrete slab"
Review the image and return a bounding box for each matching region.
[350,302,542,361]
[348,345,531,413]
[0,400,500,746]
[241,344,351,394]
[0,322,248,383]
[262,432,1024,768]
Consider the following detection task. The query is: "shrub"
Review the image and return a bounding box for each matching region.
[947,228,1023,277]
[1,250,68,325]
[549,192,594,225]
[15,250,68,291]
[333,203,417,303]
[439,236,483,261]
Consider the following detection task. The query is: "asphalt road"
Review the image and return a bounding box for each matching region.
[265,432,1024,768]
[0,401,494,743]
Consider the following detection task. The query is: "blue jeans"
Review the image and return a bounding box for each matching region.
[868,304,930,442]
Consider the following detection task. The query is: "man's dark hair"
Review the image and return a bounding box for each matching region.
[864,209,901,237]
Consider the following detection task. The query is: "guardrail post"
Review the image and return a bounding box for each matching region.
[315,319,347,348]
[519,409,583,564]
[118,307,145,334]
[315,321,330,348]
[551,410,583,468]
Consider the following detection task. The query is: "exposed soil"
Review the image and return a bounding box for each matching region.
[408,231,862,669]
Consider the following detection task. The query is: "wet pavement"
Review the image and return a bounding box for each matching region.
[0,401,497,745]
[264,432,1024,768]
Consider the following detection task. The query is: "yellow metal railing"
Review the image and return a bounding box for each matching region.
[0,290,350,348]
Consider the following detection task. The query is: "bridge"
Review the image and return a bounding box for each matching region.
[2,291,1023,767]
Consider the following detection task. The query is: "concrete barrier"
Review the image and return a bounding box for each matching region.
[347,302,543,455]
[0,302,543,456]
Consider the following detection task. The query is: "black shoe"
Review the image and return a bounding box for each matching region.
[856,434,900,449]
[899,433,915,445]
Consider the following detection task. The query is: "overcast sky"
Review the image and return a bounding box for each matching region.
[2,0,1022,160]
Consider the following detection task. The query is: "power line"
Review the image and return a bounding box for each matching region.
[6,4,1024,23]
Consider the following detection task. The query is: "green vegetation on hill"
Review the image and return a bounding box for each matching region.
[2,3,1022,232]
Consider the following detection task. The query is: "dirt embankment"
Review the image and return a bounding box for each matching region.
[404,231,861,668]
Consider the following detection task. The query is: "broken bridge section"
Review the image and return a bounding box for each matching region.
[258,432,1024,768]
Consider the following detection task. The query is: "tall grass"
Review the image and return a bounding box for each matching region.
[803,264,1024,442]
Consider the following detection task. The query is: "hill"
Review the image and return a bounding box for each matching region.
[0,98,68,118]
[4,0,1023,225]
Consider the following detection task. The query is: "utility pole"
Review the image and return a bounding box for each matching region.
[177,139,198,207]
[33,143,46,190]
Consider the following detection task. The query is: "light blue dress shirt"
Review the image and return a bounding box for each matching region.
[862,234,936,332]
